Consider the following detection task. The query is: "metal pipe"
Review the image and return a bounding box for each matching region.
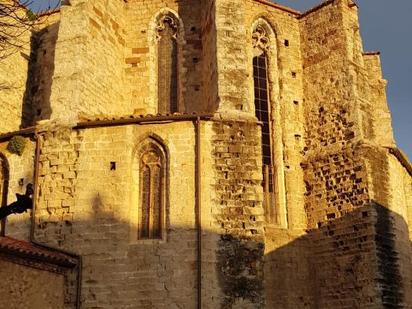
[0,154,9,236]
[194,117,202,309]
[0,126,36,142]
[30,132,82,309]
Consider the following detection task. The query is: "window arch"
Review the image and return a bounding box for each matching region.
[156,13,179,114]
[0,154,9,235]
[137,138,167,240]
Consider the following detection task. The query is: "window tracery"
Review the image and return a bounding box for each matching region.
[138,141,166,240]
[252,25,270,53]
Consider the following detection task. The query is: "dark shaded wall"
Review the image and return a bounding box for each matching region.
[21,20,59,127]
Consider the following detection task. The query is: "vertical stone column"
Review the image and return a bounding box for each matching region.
[213,0,251,116]
[49,0,128,122]
[205,119,265,308]
[201,0,219,112]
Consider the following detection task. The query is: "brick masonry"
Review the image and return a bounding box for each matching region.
[0,0,411,308]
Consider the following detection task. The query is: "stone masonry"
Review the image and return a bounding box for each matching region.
[0,0,411,308]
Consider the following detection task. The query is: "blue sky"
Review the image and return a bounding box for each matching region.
[29,0,411,159]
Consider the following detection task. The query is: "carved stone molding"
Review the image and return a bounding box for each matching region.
[252,25,270,51]
[156,15,178,40]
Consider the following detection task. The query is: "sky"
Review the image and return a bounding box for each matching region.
[29,0,411,159]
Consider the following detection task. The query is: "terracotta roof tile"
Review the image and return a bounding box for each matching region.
[0,236,77,267]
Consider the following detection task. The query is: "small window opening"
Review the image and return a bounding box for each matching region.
[110,162,116,171]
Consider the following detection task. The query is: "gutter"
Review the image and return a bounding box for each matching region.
[0,126,36,142]
[75,113,213,129]
[30,131,82,309]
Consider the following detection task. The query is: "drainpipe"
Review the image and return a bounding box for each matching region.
[0,156,9,237]
[30,131,83,309]
[194,117,202,309]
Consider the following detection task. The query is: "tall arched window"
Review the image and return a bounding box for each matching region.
[0,155,9,235]
[157,14,179,114]
[252,25,273,193]
[138,139,167,240]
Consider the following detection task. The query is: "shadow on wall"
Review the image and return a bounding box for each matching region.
[4,193,411,308]
[21,21,60,128]
[265,202,410,309]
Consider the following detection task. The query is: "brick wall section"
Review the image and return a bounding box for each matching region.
[0,25,30,133]
[360,54,395,146]
[214,0,250,114]
[309,205,381,308]
[264,228,314,309]
[0,139,35,240]
[0,259,65,309]
[364,146,412,306]
[124,0,203,114]
[34,122,199,308]
[301,0,357,155]
[243,0,306,229]
[300,1,412,308]
[303,147,369,228]
[21,15,60,127]
[211,119,265,308]
[201,0,219,112]
[49,0,128,121]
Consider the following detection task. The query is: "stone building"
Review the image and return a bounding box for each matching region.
[0,0,411,308]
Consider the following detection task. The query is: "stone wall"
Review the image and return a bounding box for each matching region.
[207,119,265,308]
[201,0,218,112]
[21,13,61,127]
[0,0,411,308]
[243,0,306,230]
[33,122,199,308]
[264,228,313,309]
[0,1,31,133]
[124,0,203,114]
[0,138,35,240]
[0,258,65,309]
[48,0,128,122]
[300,1,412,308]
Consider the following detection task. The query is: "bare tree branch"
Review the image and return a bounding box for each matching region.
[0,0,60,60]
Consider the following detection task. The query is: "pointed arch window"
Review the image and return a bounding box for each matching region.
[157,15,179,114]
[252,25,273,193]
[138,140,166,240]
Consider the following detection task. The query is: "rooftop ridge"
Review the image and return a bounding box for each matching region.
[253,0,301,16]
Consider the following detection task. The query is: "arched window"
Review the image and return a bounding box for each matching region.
[138,139,167,240]
[252,25,273,193]
[156,14,179,114]
[0,154,9,235]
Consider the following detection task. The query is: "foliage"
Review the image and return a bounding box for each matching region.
[26,8,37,21]
[7,135,27,156]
